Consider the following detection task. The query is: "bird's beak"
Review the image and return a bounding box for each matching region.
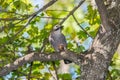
[59,26,63,29]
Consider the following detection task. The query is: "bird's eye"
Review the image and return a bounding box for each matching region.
[53,25,61,31]
[54,26,59,30]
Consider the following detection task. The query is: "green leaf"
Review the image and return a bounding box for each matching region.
[0,37,9,44]
[13,1,20,10]
[59,73,72,80]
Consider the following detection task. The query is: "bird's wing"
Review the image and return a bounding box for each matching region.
[60,33,67,47]
[49,34,54,44]
[49,33,59,51]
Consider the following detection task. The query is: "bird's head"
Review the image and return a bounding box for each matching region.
[53,25,63,31]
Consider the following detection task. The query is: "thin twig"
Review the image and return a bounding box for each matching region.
[27,44,33,80]
[45,64,57,80]
[0,9,25,16]
[72,14,93,39]
[59,0,85,25]
[39,38,48,53]
[95,0,111,31]
[46,9,70,12]
[39,16,63,20]
[107,70,112,80]
[0,16,63,32]
[30,0,57,18]
[52,61,59,80]
[28,62,33,80]
[0,18,26,21]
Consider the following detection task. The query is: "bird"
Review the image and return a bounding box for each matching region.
[49,25,72,64]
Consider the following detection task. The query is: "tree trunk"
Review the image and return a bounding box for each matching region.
[81,26,120,80]
[80,0,120,79]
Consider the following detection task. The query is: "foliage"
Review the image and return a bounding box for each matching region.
[108,53,120,80]
[0,0,119,79]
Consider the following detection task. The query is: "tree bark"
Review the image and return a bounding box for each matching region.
[80,0,120,79]
[81,26,120,80]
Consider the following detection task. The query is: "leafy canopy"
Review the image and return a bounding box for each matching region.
[0,0,119,79]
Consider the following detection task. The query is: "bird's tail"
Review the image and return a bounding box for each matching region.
[59,44,72,64]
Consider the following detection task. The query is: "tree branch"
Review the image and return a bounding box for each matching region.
[72,14,93,39]
[0,9,24,16]
[52,61,59,80]
[28,62,33,80]
[0,16,63,21]
[45,63,58,80]
[0,18,25,21]
[0,50,83,76]
[95,0,111,31]
[0,0,57,48]
[59,0,85,25]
